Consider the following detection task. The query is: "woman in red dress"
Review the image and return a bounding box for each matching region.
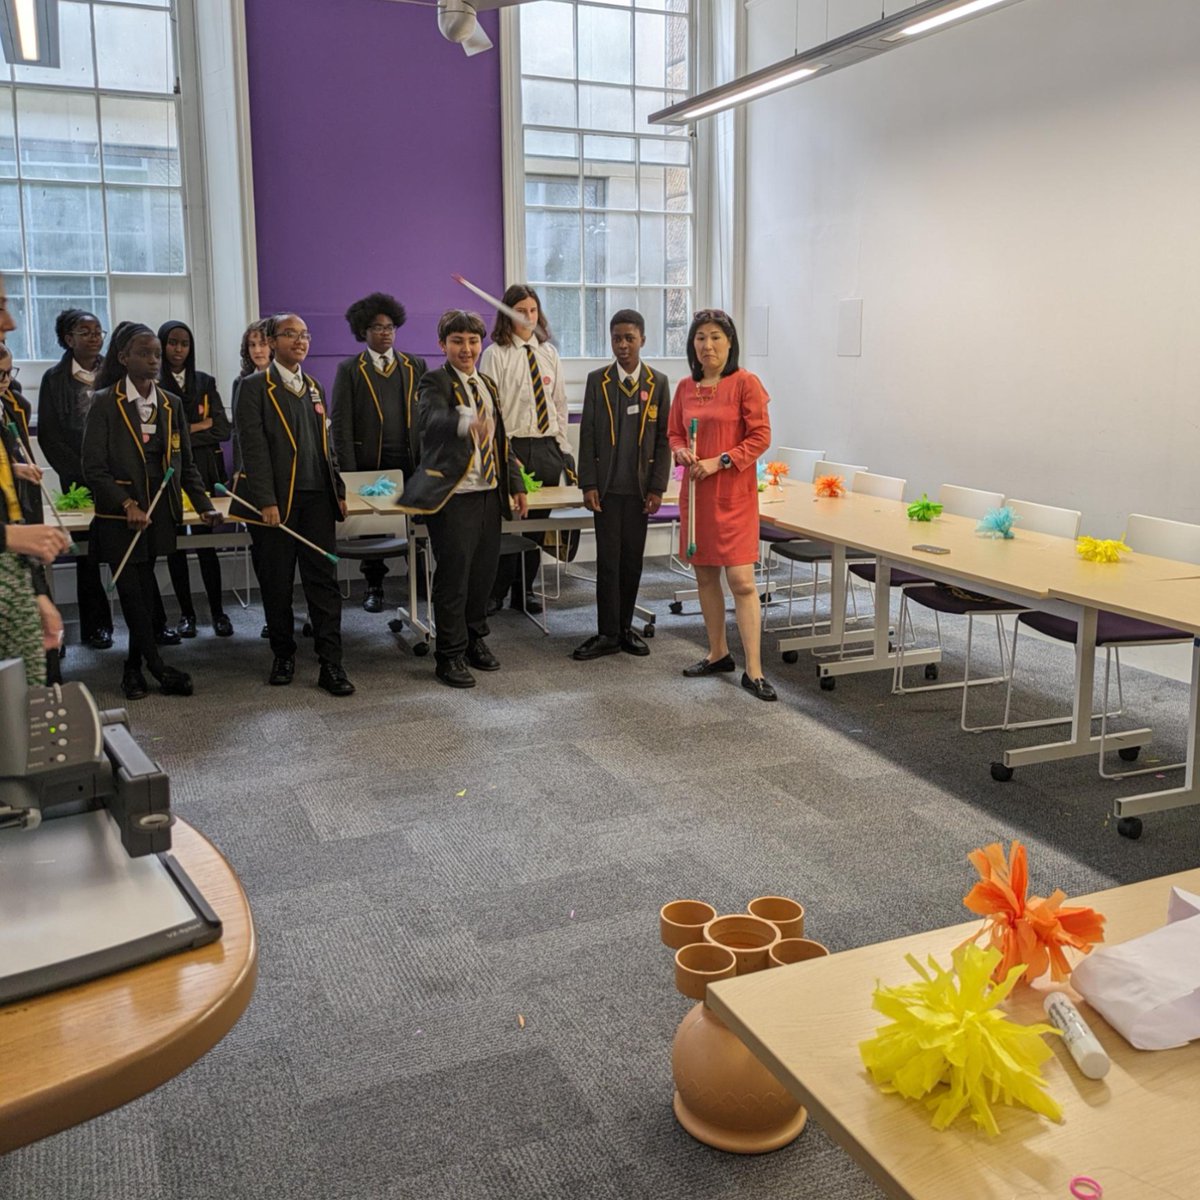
[667,309,774,700]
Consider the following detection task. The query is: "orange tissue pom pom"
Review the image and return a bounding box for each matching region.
[962,840,1105,985]
[814,474,845,498]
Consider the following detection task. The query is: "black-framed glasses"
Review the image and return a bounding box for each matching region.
[367,323,396,334]
[275,330,312,341]
[0,365,19,382]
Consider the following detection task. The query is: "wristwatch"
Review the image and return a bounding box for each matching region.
[719,453,733,470]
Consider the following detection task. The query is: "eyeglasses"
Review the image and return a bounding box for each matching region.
[367,323,396,334]
[0,365,20,382]
[274,330,312,342]
[693,309,731,324]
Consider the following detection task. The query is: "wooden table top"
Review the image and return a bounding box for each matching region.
[707,868,1200,1200]
[0,819,258,1154]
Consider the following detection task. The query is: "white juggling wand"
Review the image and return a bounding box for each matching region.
[213,483,339,564]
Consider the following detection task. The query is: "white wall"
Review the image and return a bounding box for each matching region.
[742,0,1200,536]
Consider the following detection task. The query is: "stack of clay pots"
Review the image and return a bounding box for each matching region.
[659,895,830,1154]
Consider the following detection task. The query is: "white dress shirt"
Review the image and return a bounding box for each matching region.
[370,349,394,373]
[274,360,306,395]
[72,360,98,387]
[479,337,570,455]
[450,366,497,495]
[126,377,157,424]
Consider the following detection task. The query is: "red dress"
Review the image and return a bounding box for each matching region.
[667,370,771,566]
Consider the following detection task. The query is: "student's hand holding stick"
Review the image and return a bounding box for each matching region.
[213,483,339,563]
[109,466,175,591]
[13,462,42,483]
[6,421,77,550]
[4,523,71,563]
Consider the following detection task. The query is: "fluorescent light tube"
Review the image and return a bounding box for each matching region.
[888,0,1010,40]
[677,66,823,121]
[14,0,38,59]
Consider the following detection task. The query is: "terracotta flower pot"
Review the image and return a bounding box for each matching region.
[703,913,780,975]
[673,942,736,1001]
[747,895,805,940]
[672,1001,807,1153]
[660,900,718,950]
[769,937,830,968]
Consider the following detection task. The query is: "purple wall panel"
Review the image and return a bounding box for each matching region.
[244,0,505,385]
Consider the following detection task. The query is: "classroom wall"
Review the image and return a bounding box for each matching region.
[741,0,1200,535]
[242,0,504,386]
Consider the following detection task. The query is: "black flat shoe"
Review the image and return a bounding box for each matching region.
[620,628,650,657]
[467,639,500,671]
[573,635,620,661]
[435,655,475,689]
[741,672,777,702]
[362,589,384,614]
[268,655,295,686]
[155,626,182,646]
[512,593,543,615]
[260,624,270,639]
[213,613,234,637]
[121,666,148,700]
[486,596,504,617]
[318,661,355,696]
[176,615,198,639]
[87,628,114,651]
[156,665,194,697]
[682,653,736,678]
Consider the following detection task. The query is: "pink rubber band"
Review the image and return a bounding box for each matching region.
[1070,1177,1102,1199]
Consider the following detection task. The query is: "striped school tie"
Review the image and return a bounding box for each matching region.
[524,344,550,434]
[469,378,498,486]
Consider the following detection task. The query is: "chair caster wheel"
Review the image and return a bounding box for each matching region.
[819,675,836,691]
[413,641,430,657]
[642,623,655,638]
[1117,816,1143,840]
[669,601,683,615]
[990,761,1013,782]
[924,663,939,680]
[1117,746,1140,762]
[782,650,799,664]
[388,619,405,634]
[301,622,313,638]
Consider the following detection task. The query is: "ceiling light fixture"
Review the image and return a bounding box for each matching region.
[0,0,59,67]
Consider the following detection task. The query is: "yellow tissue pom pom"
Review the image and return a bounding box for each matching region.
[1076,536,1130,563]
[858,943,1062,1135]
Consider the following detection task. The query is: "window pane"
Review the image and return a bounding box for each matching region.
[577,7,630,85]
[665,286,690,357]
[28,275,109,361]
[639,288,665,356]
[664,164,690,212]
[522,79,576,128]
[16,90,100,181]
[0,181,21,268]
[94,6,174,93]
[639,214,665,285]
[540,287,580,357]
[0,90,14,177]
[14,2,94,88]
[665,213,690,285]
[22,183,105,271]
[583,159,635,211]
[525,209,579,283]
[3,274,27,360]
[635,14,666,87]
[526,173,579,207]
[106,186,185,273]
[524,129,577,160]
[583,286,638,358]
[578,85,632,133]
[636,89,674,131]
[582,134,634,164]
[519,2,574,78]
[640,137,688,166]
[584,211,636,285]
[665,14,689,90]
[101,97,180,185]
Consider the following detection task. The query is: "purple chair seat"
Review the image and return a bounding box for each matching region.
[647,504,680,524]
[1018,609,1189,646]
[904,583,1021,616]
[759,522,797,544]
[848,562,930,587]
[771,539,873,564]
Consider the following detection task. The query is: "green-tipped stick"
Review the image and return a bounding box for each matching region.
[214,483,339,563]
[108,466,175,592]
[686,417,698,559]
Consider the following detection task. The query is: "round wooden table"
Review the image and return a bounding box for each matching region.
[0,820,257,1153]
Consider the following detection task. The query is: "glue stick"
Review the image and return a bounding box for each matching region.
[1044,992,1110,1080]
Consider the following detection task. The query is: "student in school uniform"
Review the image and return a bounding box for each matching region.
[396,309,527,689]
[231,313,354,697]
[573,310,671,661]
[158,319,234,639]
[331,292,426,612]
[479,284,576,615]
[81,324,220,700]
[34,308,115,650]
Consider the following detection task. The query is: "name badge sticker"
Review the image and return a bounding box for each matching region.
[640,390,649,402]
[626,403,639,415]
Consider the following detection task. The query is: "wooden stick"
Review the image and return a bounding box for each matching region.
[213,483,339,563]
[686,417,698,559]
[451,274,534,332]
[108,466,175,592]
[5,422,77,550]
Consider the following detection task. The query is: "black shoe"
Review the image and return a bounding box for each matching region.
[213,613,234,637]
[682,653,736,678]
[155,626,182,646]
[362,589,384,614]
[573,634,620,661]
[435,655,476,689]
[268,656,295,686]
[620,628,650,657]
[741,672,777,702]
[260,624,270,639]
[87,628,114,651]
[156,665,194,697]
[467,639,500,671]
[318,661,355,696]
[176,614,197,639]
[512,593,543,614]
[121,665,148,700]
[486,596,504,617]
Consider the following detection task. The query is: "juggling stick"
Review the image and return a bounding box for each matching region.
[6,421,77,551]
[451,274,533,331]
[108,466,175,592]
[213,483,339,563]
[686,417,698,559]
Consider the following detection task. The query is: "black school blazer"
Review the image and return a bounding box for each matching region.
[577,362,671,499]
[331,349,426,474]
